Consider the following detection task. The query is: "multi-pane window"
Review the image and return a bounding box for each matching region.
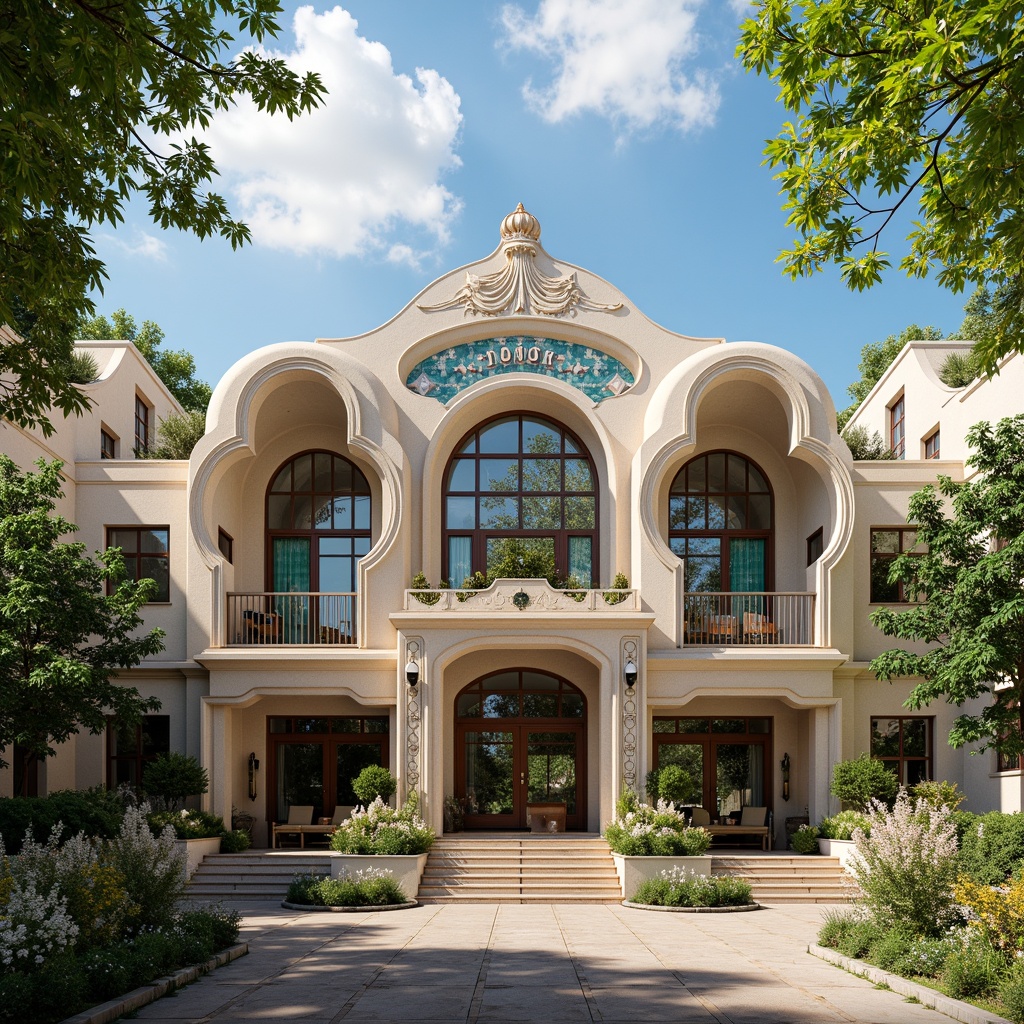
[669,452,773,592]
[924,429,940,460]
[107,527,170,601]
[871,716,932,785]
[998,749,1021,772]
[870,527,925,602]
[100,428,116,460]
[107,715,170,788]
[443,415,598,587]
[889,395,906,459]
[134,396,151,454]
[807,527,824,566]
[218,528,233,564]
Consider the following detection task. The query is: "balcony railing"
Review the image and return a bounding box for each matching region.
[403,578,640,612]
[682,592,815,646]
[226,592,357,646]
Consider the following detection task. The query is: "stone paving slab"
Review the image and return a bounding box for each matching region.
[125,902,971,1024]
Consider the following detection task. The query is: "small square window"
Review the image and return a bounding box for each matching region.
[870,527,925,602]
[218,528,233,564]
[101,428,117,460]
[107,526,169,601]
[924,429,940,460]
[807,527,824,566]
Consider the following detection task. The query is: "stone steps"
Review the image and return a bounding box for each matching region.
[187,853,332,901]
[712,855,855,904]
[417,837,623,904]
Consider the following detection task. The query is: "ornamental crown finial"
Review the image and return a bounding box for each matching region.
[500,202,541,242]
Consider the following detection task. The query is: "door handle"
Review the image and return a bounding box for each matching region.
[520,772,525,784]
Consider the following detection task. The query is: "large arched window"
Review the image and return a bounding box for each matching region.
[266,451,370,640]
[669,451,773,593]
[443,415,598,587]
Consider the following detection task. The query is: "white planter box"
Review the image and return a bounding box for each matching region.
[817,838,861,871]
[331,853,429,900]
[175,837,222,878]
[612,854,712,899]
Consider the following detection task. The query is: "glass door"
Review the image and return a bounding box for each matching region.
[462,729,516,826]
[714,743,764,819]
[275,742,324,822]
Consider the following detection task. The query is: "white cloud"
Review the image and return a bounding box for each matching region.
[204,6,463,259]
[100,229,169,262]
[501,0,719,135]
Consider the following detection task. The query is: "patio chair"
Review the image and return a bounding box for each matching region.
[272,804,314,848]
[690,807,711,826]
[742,612,777,643]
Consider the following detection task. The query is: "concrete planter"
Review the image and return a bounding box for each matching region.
[331,853,429,900]
[611,854,712,899]
[817,838,860,871]
[175,837,222,878]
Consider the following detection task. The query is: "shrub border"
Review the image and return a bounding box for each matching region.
[621,900,762,913]
[59,942,248,1024]
[280,900,418,913]
[809,944,1014,1024]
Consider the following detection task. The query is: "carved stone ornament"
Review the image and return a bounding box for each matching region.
[418,203,623,319]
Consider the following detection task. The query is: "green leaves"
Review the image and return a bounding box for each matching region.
[1,0,325,433]
[740,0,1024,367]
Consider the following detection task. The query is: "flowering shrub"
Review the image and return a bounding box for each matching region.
[147,808,224,840]
[604,796,712,857]
[849,790,960,936]
[330,797,435,855]
[286,868,408,906]
[631,866,752,907]
[954,872,1024,953]
[0,875,79,970]
[790,824,819,854]
[818,810,871,841]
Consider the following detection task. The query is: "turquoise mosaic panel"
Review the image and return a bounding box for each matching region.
[405,337,635,404]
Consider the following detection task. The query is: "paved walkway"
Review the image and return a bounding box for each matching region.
[134,902,949,1023]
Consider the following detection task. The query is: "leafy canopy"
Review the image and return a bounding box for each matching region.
[870,417,1024,756]
[739,1,1024,372]
[0,456,165,789]
[1,1,324,434]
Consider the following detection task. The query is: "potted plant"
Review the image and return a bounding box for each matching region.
[143,753,221,875]
[816,810,870,866]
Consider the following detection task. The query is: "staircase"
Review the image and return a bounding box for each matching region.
[417,835,623,904]
[187,852,333,901]
[711,855,855,904]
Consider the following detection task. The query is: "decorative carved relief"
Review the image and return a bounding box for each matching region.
[405,637,422,795]
[621,636,640,794]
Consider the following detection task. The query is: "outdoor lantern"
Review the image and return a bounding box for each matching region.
[405,658,420,687]
[247,751,260,802]
[623,659,638,688]
[781,752,791,802]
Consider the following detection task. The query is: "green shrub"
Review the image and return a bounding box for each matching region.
[911,780,965,813]
[220,829,252,853]
[351,766,397,805]
[142,752,209,809]
[0,787,125,853]
[818,810,871,841]
[286,869,408,906]
[631,868,752,908]
[817,906,863,949]
[957,811,1024,885]
[830,754,898,811]
[148,808,224,839]
[791,823,819,854]
[941,934,1006,999]
[330,796,434,855]
[868,926,916,971]
[604,796,712,857]
[892,934,957,978]
[999,958,1024,1024]
[836,919,885,959]
[603,572,630,604]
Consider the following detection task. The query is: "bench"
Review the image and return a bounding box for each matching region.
[705,824,772,851]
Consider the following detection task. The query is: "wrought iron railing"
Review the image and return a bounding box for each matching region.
[226,592,357,646]
[682,592,815,646]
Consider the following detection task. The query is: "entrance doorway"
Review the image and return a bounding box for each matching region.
[268,715,389,824]
[455,671,587,830]
[652,716,771,820]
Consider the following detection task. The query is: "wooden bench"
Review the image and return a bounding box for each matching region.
[705,824,772,851]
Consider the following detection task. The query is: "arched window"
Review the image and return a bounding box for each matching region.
[443,415,598,587]
[669,451,773,592]
[266,451,370,640]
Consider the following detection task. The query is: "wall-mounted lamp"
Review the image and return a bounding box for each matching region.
[405,658,420,687]
[623,659,638,689]
[247,751,260,802]
[780,752,791,802]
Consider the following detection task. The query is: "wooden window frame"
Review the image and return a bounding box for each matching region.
[107,714,171,789]
[218,527,233,564]
[870,526,925,603]
[134,395,151,455]
[807,527,824,566]
[870,715,933,785]
[924,429,940,460]
[889,394,906,459]
[107,526,170,601]
[100,427,117,460]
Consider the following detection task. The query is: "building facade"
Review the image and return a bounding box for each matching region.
[2,205,1021,845]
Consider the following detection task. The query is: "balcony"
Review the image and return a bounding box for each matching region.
[402,578,640,613]
[682,592,815,646]
[226,592,357,646]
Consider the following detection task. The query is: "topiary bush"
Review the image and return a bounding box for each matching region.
[142,752,209,810]
[219,828,252,853]
[352,766,398,805]
[790,823,819,854]
[830,754,898,811]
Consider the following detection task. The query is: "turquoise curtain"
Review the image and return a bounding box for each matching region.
[448,537,472,586]
[567,537,592,588]
[273,538,310,642]
[729,538,765,618]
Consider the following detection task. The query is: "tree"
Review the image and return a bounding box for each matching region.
[142,752,209,810]
[140,411,208,460]
[1,1,324,434]
[739,1,1024,372]
[0,457,165,792]
[843,425,896,461]
[78,309,212,413]
[870,416,1024,759]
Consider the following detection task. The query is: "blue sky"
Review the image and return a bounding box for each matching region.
[91,0,970,411]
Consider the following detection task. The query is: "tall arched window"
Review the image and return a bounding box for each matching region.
[443,415,598,586]
[266,451,370,640]
[669,451,773,593]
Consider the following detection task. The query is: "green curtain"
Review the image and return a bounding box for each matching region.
[273,538,310,642]
[567,537,592,588]
[729,538,765,617]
